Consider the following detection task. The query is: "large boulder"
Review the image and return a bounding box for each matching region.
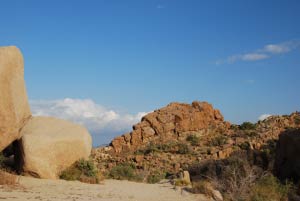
[0,46,31,151]
[19,116,92,179]
[275,128,300,182]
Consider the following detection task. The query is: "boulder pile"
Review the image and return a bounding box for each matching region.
[0,46,92,179]
[110,101,230,153]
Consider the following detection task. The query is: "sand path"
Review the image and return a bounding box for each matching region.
[0,177,211,201]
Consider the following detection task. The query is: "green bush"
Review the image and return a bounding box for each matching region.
[209,135,228,146]
[246,131,259,138]
[109,163,140,181]
[136,142,175,155]
[294,116,300,125]
[136,142,191,155]
[240,122,257,130]
[147,172,166,184]
[239,141,251,150]
[186,135,200,146]
[177,143,191,154]
[60,159,100,183]
[144,143,161,154]
[190,180,214,195]
[250,174,291,201]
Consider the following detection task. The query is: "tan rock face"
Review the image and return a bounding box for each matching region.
[0,46,31,152]
[110,101,230,153]
[19,116,92,179]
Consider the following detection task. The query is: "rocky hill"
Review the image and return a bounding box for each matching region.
[92,102,300,183]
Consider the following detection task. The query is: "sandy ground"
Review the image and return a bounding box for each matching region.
[0,176,211,201]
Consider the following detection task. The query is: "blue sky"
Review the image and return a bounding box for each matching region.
[1,1,300,145]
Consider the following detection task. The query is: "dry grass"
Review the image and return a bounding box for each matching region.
[190,180,214,196]
[0,170,18,185]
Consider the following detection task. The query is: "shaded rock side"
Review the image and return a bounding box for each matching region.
[19,116,92,179]
[274,128,300,182]
[110,101,230,153]
[0,46,31,152]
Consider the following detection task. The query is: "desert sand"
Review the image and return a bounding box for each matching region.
[0,176,210,201]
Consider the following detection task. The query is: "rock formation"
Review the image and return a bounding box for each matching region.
[275,128,300,182]
[93,105,300,181]
[19,117,92,179]
[0,46,92,179]
[0,46,31,152]
[110,101,230,153]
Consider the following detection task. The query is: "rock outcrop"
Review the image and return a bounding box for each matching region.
[275,128,300,182]
[19,117,92,179]
[110,101,230,153]
[93,106,300,183]
[0,45,93,180]
[0,46,31,152]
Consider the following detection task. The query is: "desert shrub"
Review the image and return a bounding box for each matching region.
[188,151,264,200]
[138,142,191,155]
[144,143,161,154]
[186,135,200,146]
[109,163,139,181]
[190,180,214,196]
[136,142,177,155]
[147,172,166,184]
[246,131,259,138]
[250,174,291,201]
[294,116,300,125]
[60,159,101,184]
[177,143,191,154]
[239,141,251,150]
[240,122,257,130]
[230,124,240,131]
[76,159,97,177]
[209,135,228,146]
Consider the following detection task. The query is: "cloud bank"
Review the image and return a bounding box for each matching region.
[258,114,272,121]
[217,40,300,64]
[30,98,147,139]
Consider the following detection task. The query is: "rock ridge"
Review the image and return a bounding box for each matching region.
[110,101,230,153]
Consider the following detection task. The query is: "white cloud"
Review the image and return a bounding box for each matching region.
[263,44,290,54]
[241,53,269,61]
[258,114,272,121]
[30,98,148,135]
[226,53,268,64]
[217,39,300,64]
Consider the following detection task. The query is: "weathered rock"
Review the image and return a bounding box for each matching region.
[110,101,230,153]
[0,46,31,151]
[179,170,191,184]
[275,128,300,182]
[19,116,92,179]
[211,189,223,201]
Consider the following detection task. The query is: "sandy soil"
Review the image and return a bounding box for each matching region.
[0,176,211,201]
